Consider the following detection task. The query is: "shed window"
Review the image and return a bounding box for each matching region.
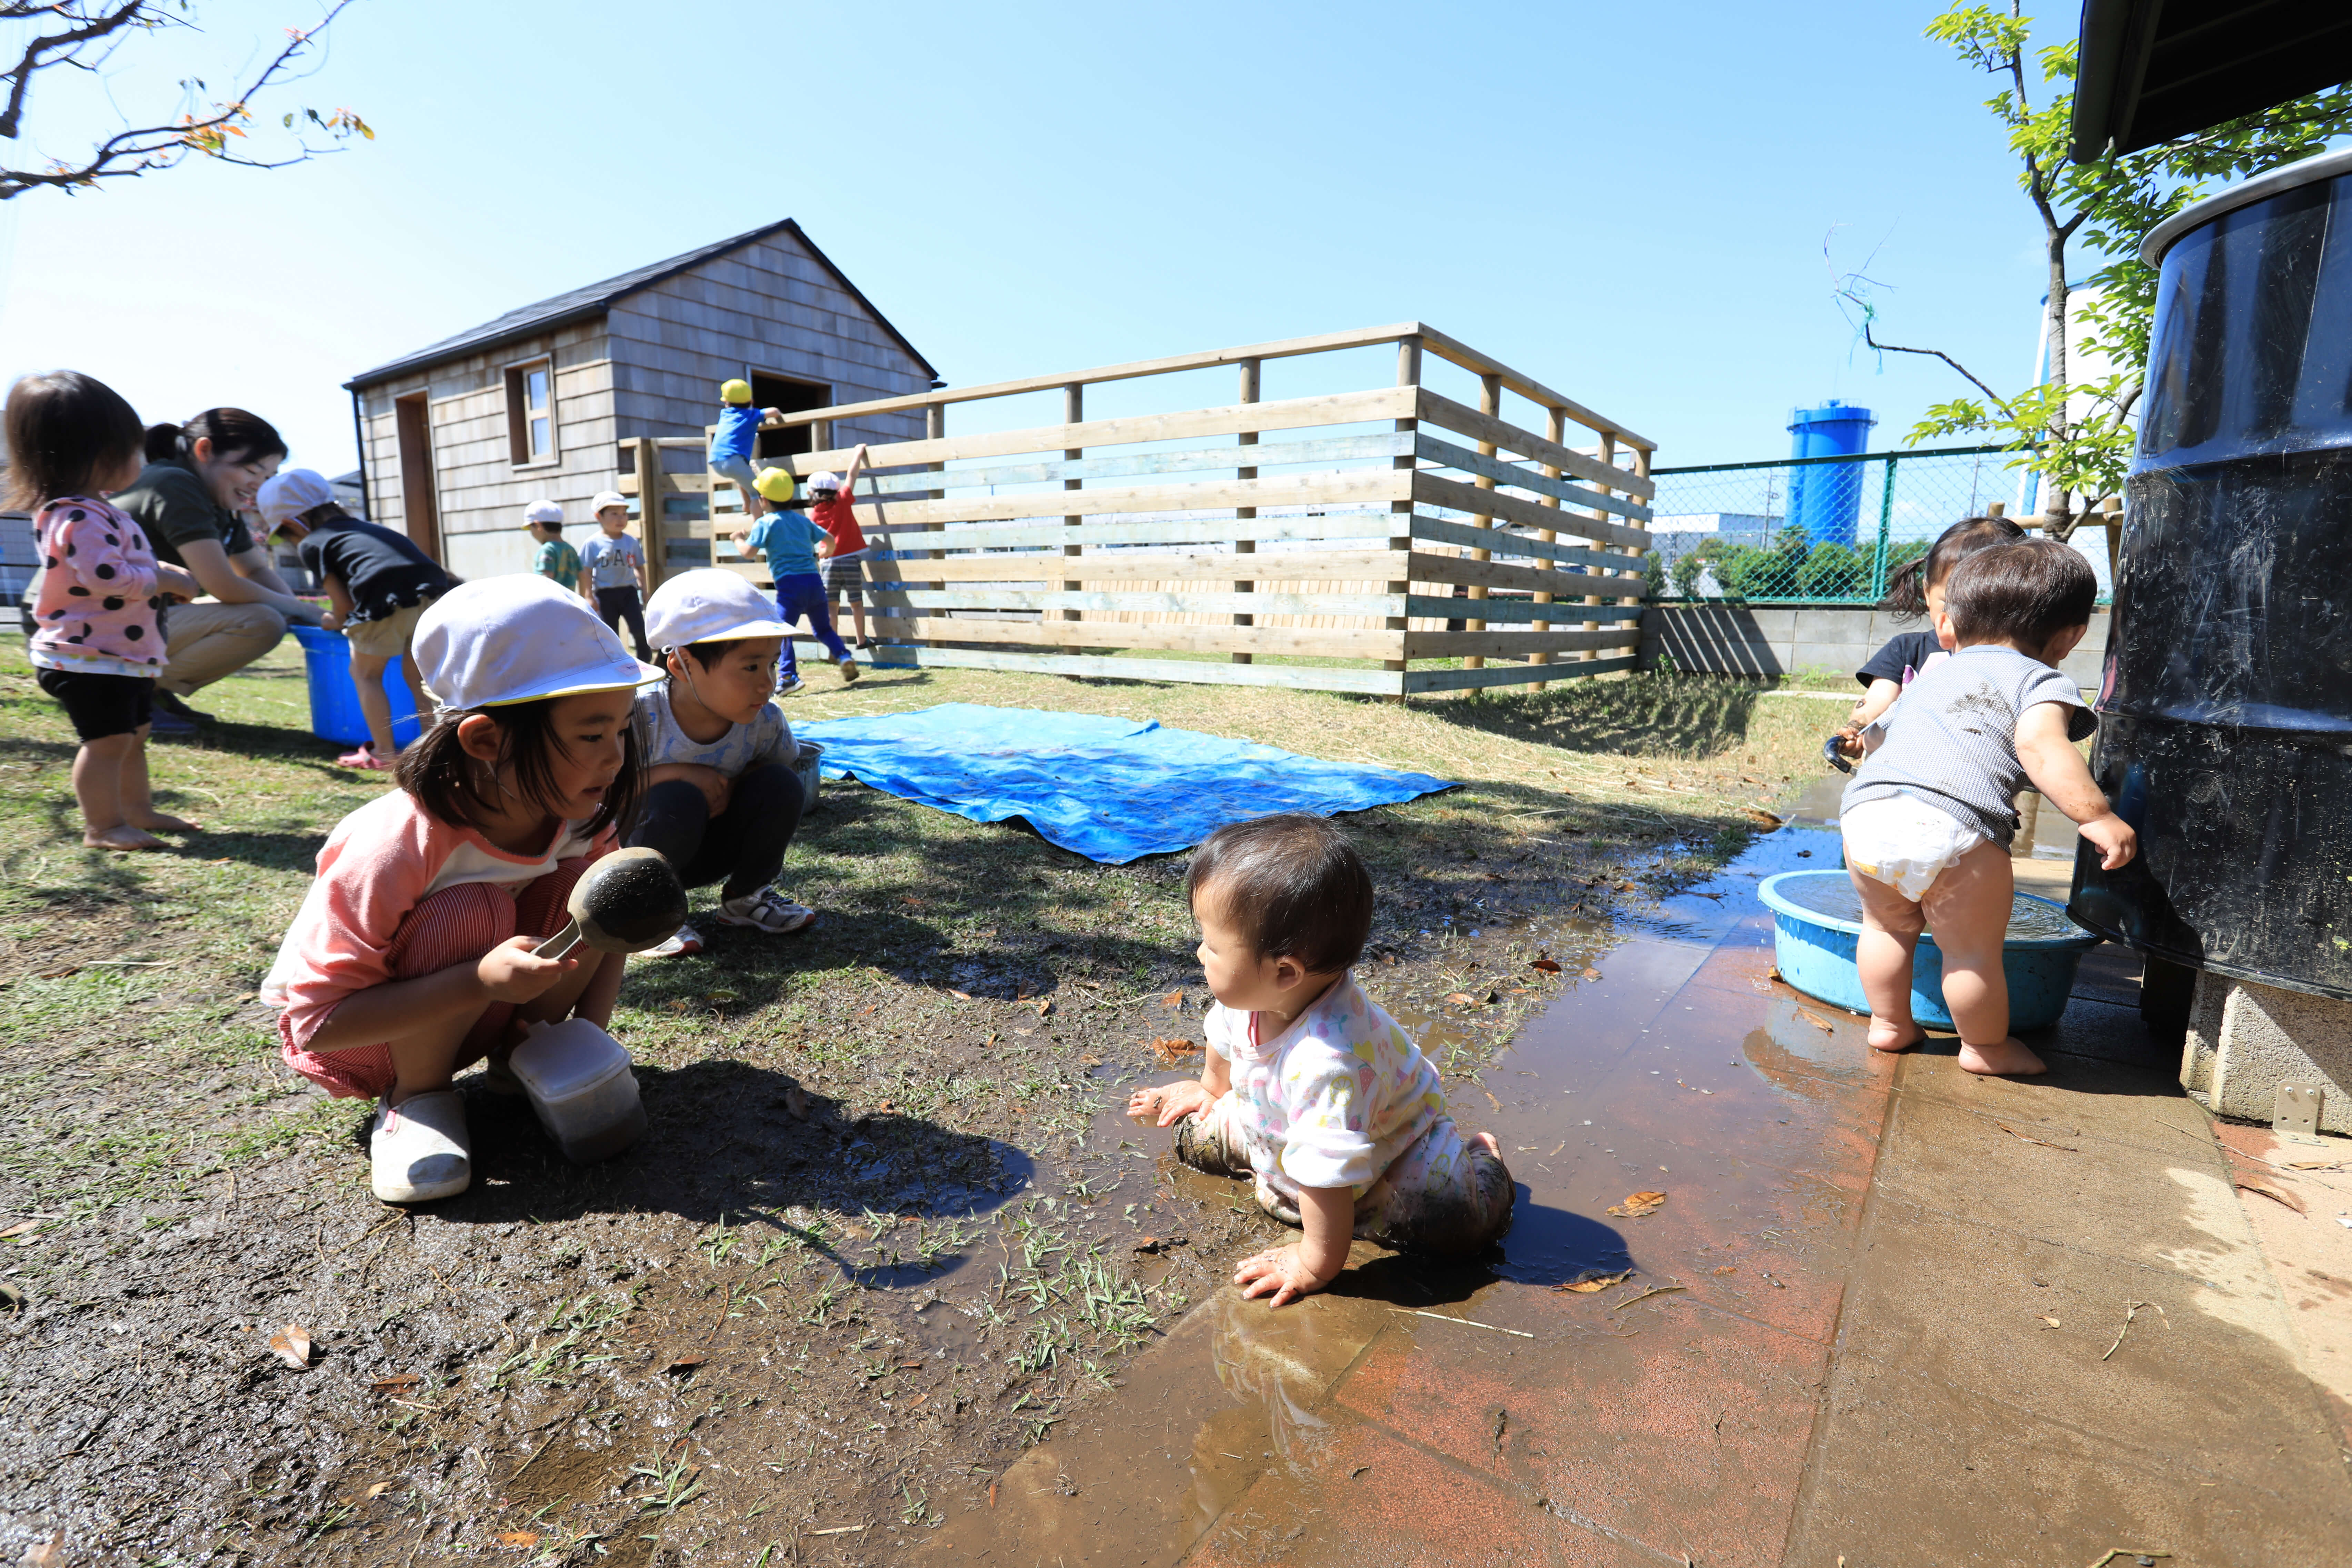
[506,358,556,466]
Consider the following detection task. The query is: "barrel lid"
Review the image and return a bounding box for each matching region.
[2141,146,2352,268]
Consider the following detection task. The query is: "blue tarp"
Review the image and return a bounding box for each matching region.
[792,703,1456,864]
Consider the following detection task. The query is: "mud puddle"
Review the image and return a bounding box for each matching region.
[920,810,1876,1565]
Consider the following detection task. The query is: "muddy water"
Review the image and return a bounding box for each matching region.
[917,805,1868,1565]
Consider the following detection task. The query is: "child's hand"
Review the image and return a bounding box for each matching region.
[2081,812,2138,870]
[320,610,344,632]
[1128,1079,1214,1126]
[1233,1243,1338,1309]
[476,935,574,1003]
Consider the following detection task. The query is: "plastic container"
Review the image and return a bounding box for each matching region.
[1757,870,2101,1032]
[290,623,424,749]
[508,1019,649,1164]
[2070,147,2352,1001]
[793,739,824,815]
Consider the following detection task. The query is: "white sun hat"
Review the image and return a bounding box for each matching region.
[413,577,663,711]
[590,490,629,513]
[255,468,334,531]
[524,499,564,525]
[643,568,794,652]
[805,471,841,492]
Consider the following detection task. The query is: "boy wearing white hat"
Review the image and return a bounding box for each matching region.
[524,500,587,599]
[581,490,651,661]
[257,468,457,771]
[261,577,663,1202]
[628,569,820,958]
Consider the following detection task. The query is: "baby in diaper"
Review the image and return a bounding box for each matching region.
[1839,539,2136,1077]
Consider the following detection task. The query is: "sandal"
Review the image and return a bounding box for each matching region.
[338,746,397,771]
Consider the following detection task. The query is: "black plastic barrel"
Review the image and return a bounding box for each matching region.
[2069,148,2352,1002]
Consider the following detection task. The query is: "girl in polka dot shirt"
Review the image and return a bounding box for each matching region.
[8,371,204,850]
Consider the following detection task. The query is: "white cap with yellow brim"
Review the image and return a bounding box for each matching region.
[413,577,664,712]
[643,569,794,653]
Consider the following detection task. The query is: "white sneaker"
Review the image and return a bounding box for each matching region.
[643,924,705,958]
[370,1090,472,1204]
[777,676,808,698]
[837,657,860,684]
[715,886,817,934]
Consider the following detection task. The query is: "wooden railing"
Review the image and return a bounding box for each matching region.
[617,322,1654,696]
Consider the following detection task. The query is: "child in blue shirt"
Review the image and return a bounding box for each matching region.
[707,379,784,522]
[734,470,856,695]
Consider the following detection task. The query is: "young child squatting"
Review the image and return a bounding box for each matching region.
[1129,815,1514,1305]
[1840,539,2136,1076]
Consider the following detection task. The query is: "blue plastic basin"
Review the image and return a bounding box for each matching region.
[1756,869,2100,1032]
[290,623,423,749]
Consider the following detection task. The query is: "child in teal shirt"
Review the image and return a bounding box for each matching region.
[524,500,585,597]
[733,476,854,695]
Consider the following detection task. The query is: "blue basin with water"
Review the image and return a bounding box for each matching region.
[1757,869,2100,1032]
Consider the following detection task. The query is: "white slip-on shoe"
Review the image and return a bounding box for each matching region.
[715,886,818,935]
[642,924,705,958]
[370,1090,472,1204]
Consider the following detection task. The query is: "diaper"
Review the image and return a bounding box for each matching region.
[1841,793,1986,900]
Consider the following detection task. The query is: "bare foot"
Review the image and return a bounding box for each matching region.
[1958,1036,2047,1076]
[1866,1017,1925,1053]
[84,825,165,852]
[130,811,201,833]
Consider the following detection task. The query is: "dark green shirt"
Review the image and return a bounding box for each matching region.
[110,459,257,571]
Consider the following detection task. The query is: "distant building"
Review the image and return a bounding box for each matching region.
[343,220,938,580]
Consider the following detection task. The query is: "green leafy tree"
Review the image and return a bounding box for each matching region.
[1835,2,2352,538]
[1,1,370,200]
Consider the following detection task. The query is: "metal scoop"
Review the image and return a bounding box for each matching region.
[536,847,689,961]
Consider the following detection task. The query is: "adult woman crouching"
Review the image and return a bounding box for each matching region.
[112,409,321,732]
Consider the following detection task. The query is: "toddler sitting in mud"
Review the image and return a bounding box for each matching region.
[1127,814,1514,1306]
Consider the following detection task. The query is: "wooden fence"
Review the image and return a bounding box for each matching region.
[617,323,1654,696]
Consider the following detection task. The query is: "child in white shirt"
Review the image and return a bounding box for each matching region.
[1129,814,1513,1306]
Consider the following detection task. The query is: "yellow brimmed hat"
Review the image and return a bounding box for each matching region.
[720,379,754,405]
[413,578,663,711]
[753,466,799,503]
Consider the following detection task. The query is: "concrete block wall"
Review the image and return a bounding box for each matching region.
[1641,602,2110,693]
[2184,972,2352,1134]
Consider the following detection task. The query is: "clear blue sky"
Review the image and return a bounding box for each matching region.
[1,0,2088,478]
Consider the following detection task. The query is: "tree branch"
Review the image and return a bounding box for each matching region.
[1860,322,2010,408]
[0,1,151,142]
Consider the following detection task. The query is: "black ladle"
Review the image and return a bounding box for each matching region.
[536,847,689,960]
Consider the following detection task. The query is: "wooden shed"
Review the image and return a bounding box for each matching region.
[343,219,936,581]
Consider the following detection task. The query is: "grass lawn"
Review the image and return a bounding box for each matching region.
[0,635,1841,1564]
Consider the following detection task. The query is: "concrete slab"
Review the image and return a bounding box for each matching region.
[2215,1121,2352,1448]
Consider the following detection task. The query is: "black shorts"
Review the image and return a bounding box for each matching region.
[36,667,154,741]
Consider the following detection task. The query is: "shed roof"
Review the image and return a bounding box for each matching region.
[344,218,939,389]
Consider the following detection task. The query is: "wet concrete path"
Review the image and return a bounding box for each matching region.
[918,804,2352,1566]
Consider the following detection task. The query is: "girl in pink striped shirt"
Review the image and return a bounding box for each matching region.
[8,371,204,850]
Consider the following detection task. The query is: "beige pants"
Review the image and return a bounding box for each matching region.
[158,601,288,698]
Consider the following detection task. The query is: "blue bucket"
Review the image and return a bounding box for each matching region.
[1756,869,2101,1032]
[290,623,423,749]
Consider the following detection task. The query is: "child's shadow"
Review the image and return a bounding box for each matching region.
[1316,1185,1632,1309]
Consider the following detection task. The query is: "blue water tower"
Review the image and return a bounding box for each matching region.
[1785,401,1877,547]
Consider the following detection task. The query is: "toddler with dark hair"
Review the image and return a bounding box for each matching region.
[1128,813,1513,1306]
[1840,538,2136,1076]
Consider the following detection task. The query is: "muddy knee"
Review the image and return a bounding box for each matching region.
[1172,1111,1250,1178]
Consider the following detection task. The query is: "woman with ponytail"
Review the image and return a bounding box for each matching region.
[110,408,320,731]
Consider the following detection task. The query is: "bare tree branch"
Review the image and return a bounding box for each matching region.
[0,0,365,200]
[0,2,150,142]
[1851,310,2011,409]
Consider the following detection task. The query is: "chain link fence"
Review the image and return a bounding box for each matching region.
[1641,445,2111,605]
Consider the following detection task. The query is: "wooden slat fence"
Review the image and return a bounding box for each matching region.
[617,322,1653,696]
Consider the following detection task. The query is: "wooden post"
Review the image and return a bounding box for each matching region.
[2100,494,2123,589]
[1232,357,1260,664]
[1627,443,1652,666]
[1061,384,1084,626]
[1387,338,1421,697]
[1533,407,1564,691]
[1579,433,1615,662]
[920,403,945,648]
[1463,373,1501,670]
[633,437,666,589]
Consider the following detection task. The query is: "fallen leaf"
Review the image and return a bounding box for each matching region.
[950,990,973,1001]
[1795,1008,1835,1033]
[497,1531,540,1548]
[1581,968,1601,982]
[366,1481,395,1498]
[1149,1037,1201,1066]
[2040,1316,2061,1328]
[1554,1269,1632,1294]
[784,1084,810,1121]
[1079,1053,1102,1068]
[1617,880,1639,892]
[663,1352,707,1373]
[1032,998,1053,1017]
[1529,958,1562,974]
[268,1323,314,1369]
[899,895,924,907]
[0,1282,26,1312]
[22,1530,63,1567]
[1161,991,1184,1009]
[879,1100,895,1113]
[2236,1179,2307,1215]
[0,1220,40,1239]
[370,1374,421,1394]
[2284,1159,2349,1171]
[1711,1265,1737,1276]
[1605,1191,1668,1219]
[1444,991,1475,1006]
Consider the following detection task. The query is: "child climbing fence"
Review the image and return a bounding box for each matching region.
[617,323,1655,697]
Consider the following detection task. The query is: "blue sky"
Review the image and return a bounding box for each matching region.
[1,0,2088,478]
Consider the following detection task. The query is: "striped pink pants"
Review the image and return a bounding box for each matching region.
[279,859,589,1100]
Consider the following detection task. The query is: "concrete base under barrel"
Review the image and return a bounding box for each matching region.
[2182,973,2352,1134]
